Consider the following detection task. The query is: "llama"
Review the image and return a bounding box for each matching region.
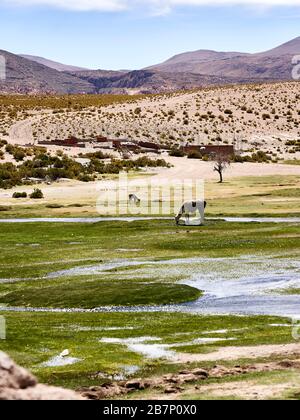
[175,200,207,226]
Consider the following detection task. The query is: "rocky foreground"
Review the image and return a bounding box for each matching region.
[0,351,83,400]
[79,360,300,400]
[1,350,300,400]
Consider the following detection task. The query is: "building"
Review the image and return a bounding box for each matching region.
[112,139,141,153]
[95,136,109,143]
[38,137,86,148]
[137,141,161,150]
[182,144,235,158]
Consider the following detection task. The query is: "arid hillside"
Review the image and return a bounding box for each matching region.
[148,37,300,81]
[0,37,299,94]
[3,82,297,160]
[0,50,95,94]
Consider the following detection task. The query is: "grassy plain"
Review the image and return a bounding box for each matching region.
[0,174,300,219]
[0,219,299,396]
[0,311,294,390]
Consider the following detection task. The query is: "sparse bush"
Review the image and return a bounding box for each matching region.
[45,204,64,209]
[169,148,185,157]
[12,192,27,199]
[262,113,271,120]
[13,150,26,162]
[187,151,202,159]
[0,139,7,148]
[30,188,44,199]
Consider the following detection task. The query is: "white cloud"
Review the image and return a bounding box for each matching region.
[3,0,127,11]
[3,0,300,13]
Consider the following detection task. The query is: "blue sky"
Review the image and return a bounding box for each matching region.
[0,1,300,70]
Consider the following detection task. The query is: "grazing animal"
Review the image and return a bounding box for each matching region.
[129,194,141,204]
[175,200,207,225]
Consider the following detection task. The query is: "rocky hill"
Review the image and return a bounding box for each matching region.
[0,50,95,94]
[0,37,299,94]
[68,69,241,94]
[19,54,89,72]
[148,37,300,81]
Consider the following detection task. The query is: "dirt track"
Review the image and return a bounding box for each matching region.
[173,342,300,363]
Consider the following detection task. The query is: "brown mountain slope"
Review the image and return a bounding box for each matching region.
[68,69,251,94]
[1,37,299,95]
[19,54,89,72]
[257,36,300,57]
[0,50,95,94]
[147,50,250,73]
[148,37,300,80]
[175,53,294,80]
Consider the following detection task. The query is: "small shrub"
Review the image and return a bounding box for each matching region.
[67,203,85,208]
[45,204,64,209]
[13,150,26,161]
[12,192,27,199]
[78,174,94,182]
[0,206,11,212]
[30,188,44,199]
[262,113,271,120]
[169,148,185,157]
[187,151,202,159]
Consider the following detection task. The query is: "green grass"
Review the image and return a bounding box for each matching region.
[0,219,299,392]
[283,160,300,166]
[276,288,300,295]
[0,220,299,308]
[0,311,294,389]
[206,175,300,218]
[1,175,300,219]
[2,281,201,308]
[0,220,299,277]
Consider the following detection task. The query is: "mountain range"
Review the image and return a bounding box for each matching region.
[0,37,299,95]
[19,54,88,73]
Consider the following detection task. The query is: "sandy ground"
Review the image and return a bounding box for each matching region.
[173,342,300,363]
[154,156,300,181]
[184,380,299,400]
[140,351,300,400]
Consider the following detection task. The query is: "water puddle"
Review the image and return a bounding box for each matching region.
[173,337,236,346]
[40,350,81,368]
[0,217,172,224]
[0,217,299,224]
[97,365,140,381]
[100,337,176,360]
[1,254,300,318]
[69,325,136,332]
[98,335,237,360]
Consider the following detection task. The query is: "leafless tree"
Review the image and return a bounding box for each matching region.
[212,152,231,183]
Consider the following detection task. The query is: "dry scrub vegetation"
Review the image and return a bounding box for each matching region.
[11,82,300,161]
[1,82,300,166]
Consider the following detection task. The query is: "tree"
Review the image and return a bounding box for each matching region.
[212,152,231,183]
